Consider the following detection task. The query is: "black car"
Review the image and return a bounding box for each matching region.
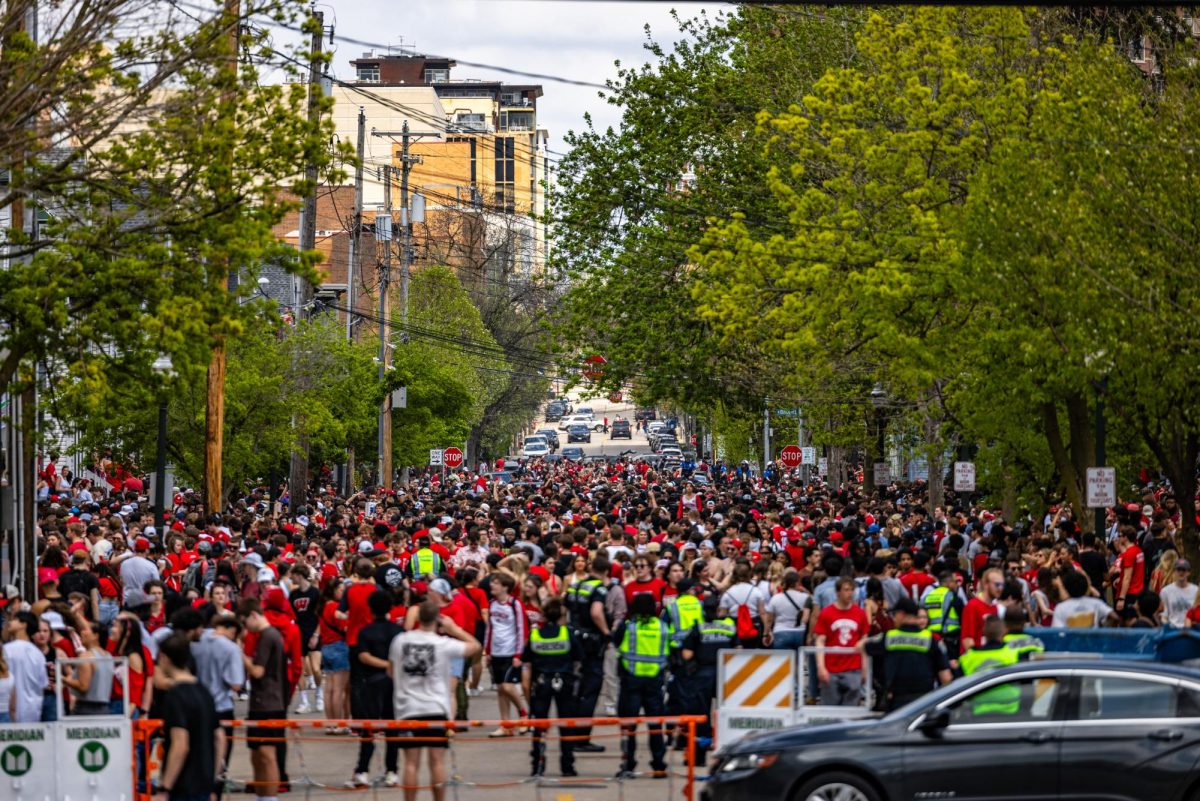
[706,659,1200,801]
[635,407,657,421]
[567,424,592,443]
[610,419,632,439]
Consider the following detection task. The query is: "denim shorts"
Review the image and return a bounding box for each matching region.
[321,640,349,673]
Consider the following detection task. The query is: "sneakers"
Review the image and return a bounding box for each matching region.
[561,768,579,778]
[294,701,312,715]
[574,742,606,753]
[344,772,370,788]
[614,769,637,780]
[383,772,400,787]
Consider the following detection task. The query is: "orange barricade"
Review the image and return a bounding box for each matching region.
[133,714,704,801]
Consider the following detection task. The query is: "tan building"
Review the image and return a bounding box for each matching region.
[332,48,550,282]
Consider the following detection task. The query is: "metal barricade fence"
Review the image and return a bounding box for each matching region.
[55,656,131,720]
[132,714,705,801]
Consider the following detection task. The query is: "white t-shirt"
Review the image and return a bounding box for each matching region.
[720,583,768,621]
[767,590,811,632]
[1050,597,1114,628]
[389,630,467,720]
[1160,582,1199,628]
[2,640,48,723]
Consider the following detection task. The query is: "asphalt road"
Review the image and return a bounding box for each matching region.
[541,391,655,460]
[223,686,697,801]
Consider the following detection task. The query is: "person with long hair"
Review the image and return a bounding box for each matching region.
[317,580,350,729]
[62,619,113,716]
[108,615,151,716]
[566,553,589,588]
[1151,549,1179,595]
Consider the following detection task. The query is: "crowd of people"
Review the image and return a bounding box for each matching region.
[0,442,1196,800]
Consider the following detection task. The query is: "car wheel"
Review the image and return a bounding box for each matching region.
[793,772,880,801]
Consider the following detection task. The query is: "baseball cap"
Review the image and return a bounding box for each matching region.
[357,540,375,554]
[682,542,698,551]
[700,540,714,549]
[1177,559,1191,571]
[428,578,453,597]
[256,566,276,583]
[38,567,58,585]
[41,611,67,630]
[134,537,150,552]
[239,552,264,569]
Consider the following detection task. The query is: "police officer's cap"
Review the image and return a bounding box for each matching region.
[893,596,920,616]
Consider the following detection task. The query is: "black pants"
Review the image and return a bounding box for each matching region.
[529,672,576,773]
[575,642,605,740]
[352,676,400,774]
[676,667,717,760]
[617,673,667,772]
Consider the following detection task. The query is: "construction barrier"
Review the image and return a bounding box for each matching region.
[132,714,706,801]
[0,657,131,801]
[716,647,875,747]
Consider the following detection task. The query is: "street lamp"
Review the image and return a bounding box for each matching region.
[151,355,174,535]
[869,383,888,487]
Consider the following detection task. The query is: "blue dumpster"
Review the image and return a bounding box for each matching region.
[1026,627,1200,663]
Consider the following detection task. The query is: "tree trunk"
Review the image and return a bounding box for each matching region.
[1041,399,1086,523]
[923,406,945,512]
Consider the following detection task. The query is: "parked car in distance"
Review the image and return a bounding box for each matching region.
[610,419,632,439]
[576,406,594,417]
[705,659,1200,801]
[536,429,560,450]
[521,438,551,458]
[543,453,564,463]
[559,414,602,432]
[561,447,584,461]
[635,408,657,421]
[567,424,592,443]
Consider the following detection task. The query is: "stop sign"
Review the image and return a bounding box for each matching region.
[582,354,607,381]
[442,447,464,469]
[779,445,803,468]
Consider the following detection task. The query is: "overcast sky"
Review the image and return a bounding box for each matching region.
[315,0,723,148]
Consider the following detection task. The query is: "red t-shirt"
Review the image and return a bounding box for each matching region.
[1119,544,1146,596]
[900,571,936,600]
[624,578,667,612]
[445,592,478,633]
[343,582,376,646]
[319,601,346,646]
[961,596,998,654]
[812,604,868,673]
[784,545,807,571]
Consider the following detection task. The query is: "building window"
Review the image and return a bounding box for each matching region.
[495,137,515,214]
[501,91,521,106]
[356,64,380,83]
[425,68,450,84]
[1128,36,1147,62]
[455,113,487,132]
[500,111,534,131]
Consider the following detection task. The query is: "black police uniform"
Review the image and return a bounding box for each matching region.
[863,624,950,711]
[566,577,609,747]
[522,622,583,776]
[679,616,736,761]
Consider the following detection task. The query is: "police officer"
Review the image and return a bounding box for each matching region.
[613,593,669,779]
[922,569,964,661]
[960,616,1019,716]
[664,579,704,746]
[679,595,736,763]
[407,535,444,579]
[565,555,611,753]
[521,597,580,778]
[1001,607,1045,661]
[862,596,952,711]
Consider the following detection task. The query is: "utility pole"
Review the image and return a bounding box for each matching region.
[346,107,365,342]
[204,0,241,516]
[343,107,365,493]
[763,404,771,473]
[288,9,325,513]
[377,165,393,489]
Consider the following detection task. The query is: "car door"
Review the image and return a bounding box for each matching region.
[1057,670,1200,801]
[904,672,1065,800]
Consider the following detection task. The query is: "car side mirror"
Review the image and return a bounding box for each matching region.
[918,709,950,737]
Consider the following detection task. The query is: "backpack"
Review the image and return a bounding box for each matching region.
[182,558,211,594]
[730,586,760,639]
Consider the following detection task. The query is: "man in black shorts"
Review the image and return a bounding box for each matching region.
[389,600,481,801]
[238,599,288,801]
[345,590,404,789]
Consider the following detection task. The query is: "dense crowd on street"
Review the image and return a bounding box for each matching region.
[0,442,1195,800]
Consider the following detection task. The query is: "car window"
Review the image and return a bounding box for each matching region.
[947,676,1060,726]
[1078,676,1178,721]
